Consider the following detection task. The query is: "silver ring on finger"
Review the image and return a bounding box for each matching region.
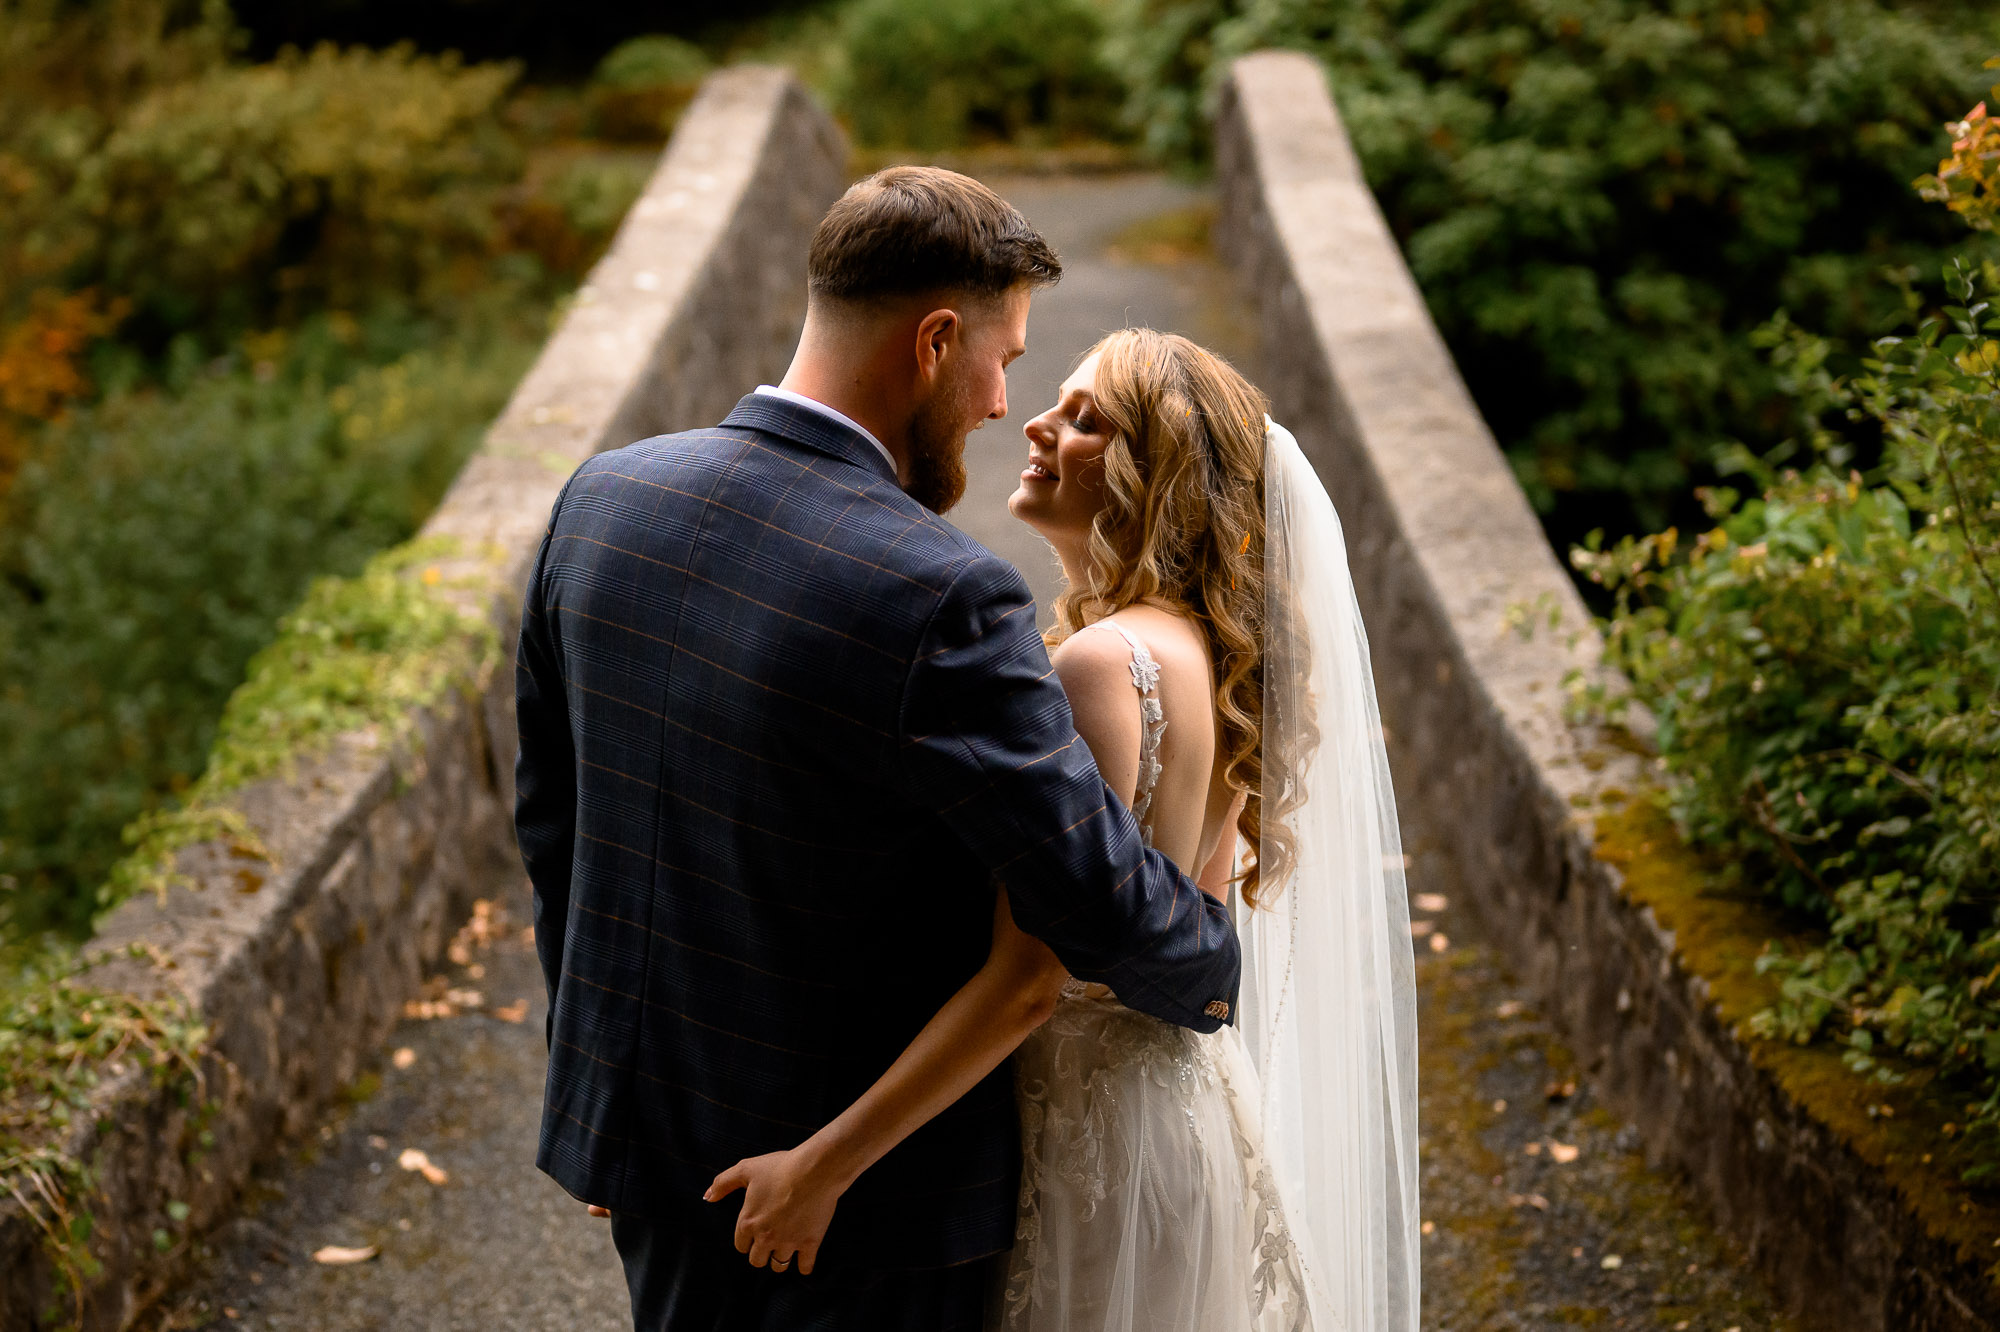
[769,1255,792,1272]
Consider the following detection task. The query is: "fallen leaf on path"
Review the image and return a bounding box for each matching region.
[1427,933,1449,953]
[1523,1141,1542,1157]
[1600,1253,1623,1270]
[1545,1079,1577,1101]
[1505,1193,1550,1211]
[397,1148,449,1186]
[493,999,529,1024]
[391,1047,416,1070]
[1408,920,1435,937]
[444,988,484,1009]
[367,1135,388,1151]
[1494,1000,1527,1019]
[312,1245,379,1266]
[1548,1141,1580,1164]
[1413,893,1448,913]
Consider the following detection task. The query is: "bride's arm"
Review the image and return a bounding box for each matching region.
[706,631,1145,1273]
[707,891,1066,1272]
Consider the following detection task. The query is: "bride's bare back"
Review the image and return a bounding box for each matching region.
[1053,602,1241,892]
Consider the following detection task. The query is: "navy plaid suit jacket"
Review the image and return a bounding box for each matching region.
[515,393,1240,1272]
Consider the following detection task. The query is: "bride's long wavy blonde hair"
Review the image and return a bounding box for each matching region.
[1048,329,1305,908]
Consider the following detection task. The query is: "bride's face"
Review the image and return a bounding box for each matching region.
[1011,351,1112,550]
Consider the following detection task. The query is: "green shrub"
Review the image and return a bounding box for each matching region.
[504,148,657,278]
[0,2,620,940]
[833,0,1126,149]
[1578,254,2000,1174]
[0,301,540,936]
[596,33,708,89]
[105,534,503,913]
[47,43,522,339]
[589,35,710,142]
[1110,0,2000,550]
[0,0,238,318]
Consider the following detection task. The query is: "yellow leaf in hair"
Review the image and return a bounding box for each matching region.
[1239,532,1253,554]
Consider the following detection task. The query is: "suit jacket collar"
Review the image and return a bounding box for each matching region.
[722,393,901,487]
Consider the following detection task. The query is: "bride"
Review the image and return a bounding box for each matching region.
[707,329,1420,1331]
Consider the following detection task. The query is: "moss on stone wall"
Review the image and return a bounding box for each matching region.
[101,535,502,913]
[1595,795,2000,1285]
[0,944,207,1322]
[2,531,503,1306]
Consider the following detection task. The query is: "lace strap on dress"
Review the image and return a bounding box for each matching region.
[1087,619,1166,845]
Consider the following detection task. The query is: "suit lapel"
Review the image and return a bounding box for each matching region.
[721,394,900,487]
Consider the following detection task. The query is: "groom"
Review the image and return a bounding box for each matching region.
[515,166,1240,1330]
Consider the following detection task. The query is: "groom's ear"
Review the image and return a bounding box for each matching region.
[913,305,963,383]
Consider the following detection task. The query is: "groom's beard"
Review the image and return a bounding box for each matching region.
[903,386,970,513]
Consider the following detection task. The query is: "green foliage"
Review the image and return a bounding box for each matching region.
[589,35,710,142]
[506,147,657,277]
[0,0,236,313]
[105,535,502,913]
[0,305,537,935]
[833,0,1126,149]
[23,42,522,339]
[1577,259,2000,1177]
[594,34,710,91]
[0,527,496,1304]
[0,943,206,1318]
[1108,0,2000,548]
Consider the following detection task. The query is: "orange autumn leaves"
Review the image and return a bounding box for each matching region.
[0,288,125,497]
[1918,57,2000,233]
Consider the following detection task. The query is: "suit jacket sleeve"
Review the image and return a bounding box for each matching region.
[514,517,576,1046]
[893,555,1240,1033]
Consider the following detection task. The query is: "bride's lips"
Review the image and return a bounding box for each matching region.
[1021,458,1058,483]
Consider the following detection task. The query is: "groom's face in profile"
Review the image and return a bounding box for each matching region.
[905,282,1032,513]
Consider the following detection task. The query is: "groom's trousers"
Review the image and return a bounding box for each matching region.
[610,1206,989,1331]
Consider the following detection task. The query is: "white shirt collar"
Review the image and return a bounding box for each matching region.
[752,385,897,474]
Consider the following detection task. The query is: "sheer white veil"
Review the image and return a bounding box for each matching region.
[1238,417,1420,1331]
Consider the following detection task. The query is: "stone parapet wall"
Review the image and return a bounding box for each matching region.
[0,67,846,1330]
[1213,49,1998,1332]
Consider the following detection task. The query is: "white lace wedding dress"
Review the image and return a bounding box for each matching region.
[992,621,1319,1332]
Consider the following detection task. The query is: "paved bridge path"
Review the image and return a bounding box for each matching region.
[148,173,1790,1332]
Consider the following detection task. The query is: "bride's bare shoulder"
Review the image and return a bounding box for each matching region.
[1048,624,1144,800]
[1048,622,1138,697]
[1103,604,1212,681]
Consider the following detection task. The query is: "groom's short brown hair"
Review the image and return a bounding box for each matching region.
[808,166,1062,307]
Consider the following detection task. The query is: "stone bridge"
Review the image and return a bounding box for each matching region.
[4,56,1991,1332]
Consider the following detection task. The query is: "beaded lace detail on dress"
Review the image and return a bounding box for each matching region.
[1096,619,1166,845]
[1059,620,1165,1007]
